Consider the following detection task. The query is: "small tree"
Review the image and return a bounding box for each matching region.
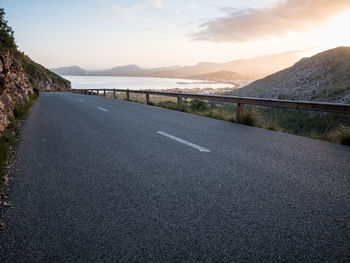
[0,8,16,49]
[189,99,208,112]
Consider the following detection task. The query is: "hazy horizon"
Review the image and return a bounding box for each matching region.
[1,0,350,69]
[53,49,305,71]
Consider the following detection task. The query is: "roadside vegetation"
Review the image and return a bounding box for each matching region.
[0,8,17,50]
[0,7,41,187]
[12,50,71,90]
[0,8,46,188]
[101,91,350,146]
[0,90,39,188]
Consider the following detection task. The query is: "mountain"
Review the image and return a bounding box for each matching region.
[52,51,300,80]
[90,65,151,77]
[148,65,181,72]
[152,51,300,79]
[233,47,350,104]
[186,71,244,81]
[51,66,87,76]
[52,65,181,77]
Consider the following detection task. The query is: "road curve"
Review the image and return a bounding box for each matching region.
[1,92,350,262]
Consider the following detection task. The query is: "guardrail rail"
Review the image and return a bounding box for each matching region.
[72,88,350,122]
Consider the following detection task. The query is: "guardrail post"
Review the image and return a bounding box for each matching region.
[113,89,116,99]
[104,89,106,97]
[236,103,245,123]
[126,90,130,101]
[146,92,150,104]
[177,96,183,110]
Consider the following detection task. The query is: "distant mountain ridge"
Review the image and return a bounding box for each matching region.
[233,47,350,104]
[51,51,300,80]
[152,51,300,79]
[90,65,150,77]
[52,65,181,77]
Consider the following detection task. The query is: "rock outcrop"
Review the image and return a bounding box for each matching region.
[234,47,350,104]
[16,51,71,92]
[0,48,71,132]
[0,49,32,131]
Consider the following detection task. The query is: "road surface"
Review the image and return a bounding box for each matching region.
[1,92,350,262]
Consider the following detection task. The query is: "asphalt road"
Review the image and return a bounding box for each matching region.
[1,92,350,262]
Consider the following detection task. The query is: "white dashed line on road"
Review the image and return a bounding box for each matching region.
[97,107,109,112]
[157,131,210,153]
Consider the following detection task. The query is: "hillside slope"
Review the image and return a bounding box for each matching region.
[0,8,71,131]
[13,51,71,91]
[234,47,350,104]
[0,48,71,131]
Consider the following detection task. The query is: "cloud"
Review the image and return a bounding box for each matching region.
[192,0,350,42]
[112,5,134,20]
[152,0,163,9]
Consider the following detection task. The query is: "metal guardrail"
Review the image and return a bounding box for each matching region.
[72,88,350,122]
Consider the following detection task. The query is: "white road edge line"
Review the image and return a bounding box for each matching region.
[157,131,210,153]
[97,107,109,112]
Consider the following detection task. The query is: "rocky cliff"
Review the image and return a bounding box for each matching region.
[0,7,71,133]
[12,50,71,92]
[0,49,31,132]
[0,48,71,132]
[234,47,350,104]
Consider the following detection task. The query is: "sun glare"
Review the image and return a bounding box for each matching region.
[325,9,350,45]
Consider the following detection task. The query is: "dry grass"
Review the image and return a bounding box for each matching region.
[326,125,350,145]
[94,91,350,146]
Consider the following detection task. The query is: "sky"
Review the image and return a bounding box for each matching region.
[1,0,350,69]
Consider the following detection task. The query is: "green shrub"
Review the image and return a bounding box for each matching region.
[0,8,16,50]
[0,129,16,183]
[13,92,38,119]
[208,102,217,110]
[241,111,256,126]
[0,92,39,186]
[327,126,350,146]
[267,122,278,131]
[189,99,208,112]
